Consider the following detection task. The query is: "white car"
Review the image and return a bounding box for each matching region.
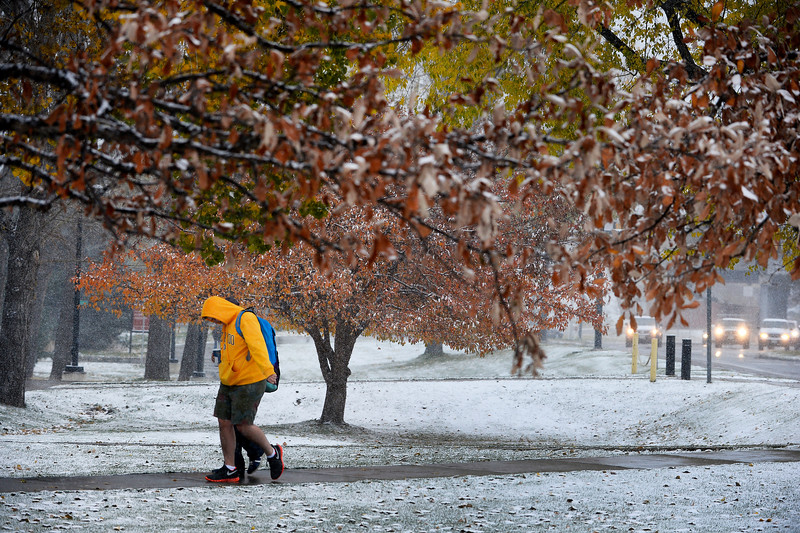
[713,317,751,349]
[625,316,662,347]
[758,318,799,351]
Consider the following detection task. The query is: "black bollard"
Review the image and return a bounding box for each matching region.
[666,335,676,376]
[681,338,692,380]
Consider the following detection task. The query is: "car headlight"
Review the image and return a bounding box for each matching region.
[714,326,724,337]
[793,330,799,339]
[650,327,659,337]
[736,326,748,338]
[760,332,768,340]
[627,327,635,337]
[781,333,790,342]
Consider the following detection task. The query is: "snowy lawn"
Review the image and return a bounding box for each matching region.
[1,336,798,531]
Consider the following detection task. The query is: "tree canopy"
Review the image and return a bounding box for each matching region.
[3,0,800,373]
[80,189,601,422]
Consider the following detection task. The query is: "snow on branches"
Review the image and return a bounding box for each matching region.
[3,0,800,367]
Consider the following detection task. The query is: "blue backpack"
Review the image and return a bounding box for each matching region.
[235,309,280,392]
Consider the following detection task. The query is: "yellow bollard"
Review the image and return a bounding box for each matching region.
[650,337,657,382]
[631,335,638,374]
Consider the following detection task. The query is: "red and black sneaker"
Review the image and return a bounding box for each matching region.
[205,465,240,483]
[267,444,284,480]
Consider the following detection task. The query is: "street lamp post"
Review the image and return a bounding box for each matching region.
[65,220,84,374]
[706,286,712,383]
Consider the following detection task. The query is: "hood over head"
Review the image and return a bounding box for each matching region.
[201,296,243,324]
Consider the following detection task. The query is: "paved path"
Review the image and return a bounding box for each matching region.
[2,448,799,493]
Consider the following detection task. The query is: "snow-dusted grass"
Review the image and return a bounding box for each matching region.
[2,336,799,531]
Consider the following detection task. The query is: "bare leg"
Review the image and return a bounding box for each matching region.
[218,418,237,466]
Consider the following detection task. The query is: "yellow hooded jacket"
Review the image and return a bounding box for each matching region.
[201,296,275,386]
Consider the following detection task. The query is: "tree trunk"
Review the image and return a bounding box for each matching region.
[25,265,53,378]
[144,315,171,380]
[49,283,75,381]
[421,341,444,358]
[0,235,7,314]
[0,207,44,407]
[0,2,80,405]
[198,325,209,373]
[169,318,177,362]
[178,322,202,381]
[308,317,365,425]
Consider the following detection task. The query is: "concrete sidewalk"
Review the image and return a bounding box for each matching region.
[2,448,799,493]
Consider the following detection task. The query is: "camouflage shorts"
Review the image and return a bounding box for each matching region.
[213,380,267,425]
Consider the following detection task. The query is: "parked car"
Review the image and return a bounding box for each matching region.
[758,318,800,350]
[625,316,662,347]
[713,317,750,349]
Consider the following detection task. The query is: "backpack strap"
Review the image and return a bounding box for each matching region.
[234,309,251,338]
[234,309,256,361]
[235,309,278,378]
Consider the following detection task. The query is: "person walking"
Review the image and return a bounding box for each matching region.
[201,295,284,482]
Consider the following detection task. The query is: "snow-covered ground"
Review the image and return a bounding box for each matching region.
[1,335,799,532]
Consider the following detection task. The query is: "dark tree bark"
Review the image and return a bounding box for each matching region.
[0,206,44,407]
[49,281,75,381]
[0,0,85,406]
[660,0,706,80]
[307,316,366,425]
[178,322,202,381]
[198,324,209,373]
[0,233,6,314]
[598,2,707,79]
[421,342,444,358]
[598,24,646,73]
[25,264,53,378]
[144,315,171,380]
[169,318,177,362]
